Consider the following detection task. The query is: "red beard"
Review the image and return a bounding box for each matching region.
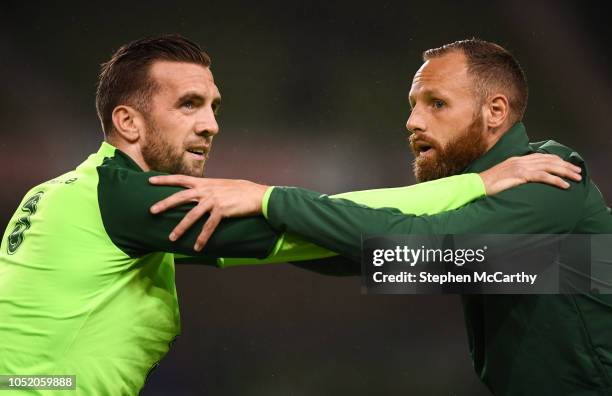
[410,113,487,182]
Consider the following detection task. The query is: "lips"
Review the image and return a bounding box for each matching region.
[186,146,210,160]
[415,141,433,155]
[410,137,437,157]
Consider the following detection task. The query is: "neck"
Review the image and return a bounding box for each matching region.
[484,120,514,152]
[105,136,150,171]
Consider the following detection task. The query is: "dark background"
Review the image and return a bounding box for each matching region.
[1,1,610,395]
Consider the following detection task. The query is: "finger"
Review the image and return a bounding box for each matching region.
[194,211,223,251]
[528,155,582,173]
[149,174,195,188]
[535,164,581,182]
[523,154,565,168]
[553,165,582,182]
[570,163,582,173]
[169,201,213,241]
[547,160,582,174]
[151,189,200,214]
[531,171,570,189]
[521,153,552,161]
[561,161,582,174]
[523,153,564,164]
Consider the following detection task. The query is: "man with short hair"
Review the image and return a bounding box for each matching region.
[0,35,278,395]
[152,39,612,394]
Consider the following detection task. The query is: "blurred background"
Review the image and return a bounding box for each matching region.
[1,1,610,395]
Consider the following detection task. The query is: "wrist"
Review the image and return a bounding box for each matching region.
[261,186,275,219]
[479,170,493,195]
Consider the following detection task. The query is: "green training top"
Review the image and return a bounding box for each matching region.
[261,122,612,395]
[0,141,486,395]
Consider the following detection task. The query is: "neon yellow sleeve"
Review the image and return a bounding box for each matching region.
[218,173,486,267]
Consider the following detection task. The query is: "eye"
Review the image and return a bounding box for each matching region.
[182,100,194,110]
[432,99,445,109]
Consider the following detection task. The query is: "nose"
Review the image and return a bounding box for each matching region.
[195,107,219,137]
[406,105,426,134]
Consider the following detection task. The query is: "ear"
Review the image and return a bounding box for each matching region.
[485,94,509,129]
[111,105,145,143]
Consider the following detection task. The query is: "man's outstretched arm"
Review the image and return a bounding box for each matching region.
[217,173,485,267]
[150,153,582,263]
[264,176,586,261]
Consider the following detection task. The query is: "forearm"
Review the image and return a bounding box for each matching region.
[265,187,427,261]
[331,173,485,215]
[221,173,486,266]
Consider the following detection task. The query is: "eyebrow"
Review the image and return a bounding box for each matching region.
[409,88,447,107]
[176,92,204,106]
[175,91,222,108]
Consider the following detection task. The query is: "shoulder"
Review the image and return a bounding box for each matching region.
[96,158,180,208]
[95,157,186,255]
[486,140,592,228]
[530,139,585,167]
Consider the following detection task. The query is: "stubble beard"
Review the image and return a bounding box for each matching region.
[141,116,206,177]
[411,112,488,182]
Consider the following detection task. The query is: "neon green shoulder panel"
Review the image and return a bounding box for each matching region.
[221,173,485,267]
[0,143,180,395]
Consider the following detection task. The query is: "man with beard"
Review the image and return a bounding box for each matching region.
[150,39,612,394]
[0,35,276,395]
[0,35,576,394]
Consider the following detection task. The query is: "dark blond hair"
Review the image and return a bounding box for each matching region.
[424,38,528,124]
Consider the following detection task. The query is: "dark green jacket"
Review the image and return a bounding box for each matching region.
[264,123,612,395]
